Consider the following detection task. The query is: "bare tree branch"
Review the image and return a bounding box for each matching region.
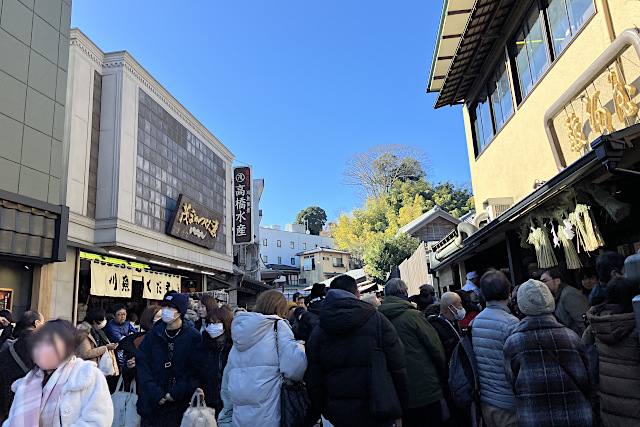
[341,144,432,200]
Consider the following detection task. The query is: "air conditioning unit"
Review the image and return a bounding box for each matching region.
[483,197,514,221]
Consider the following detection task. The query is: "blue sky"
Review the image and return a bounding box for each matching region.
[71,0,470,225]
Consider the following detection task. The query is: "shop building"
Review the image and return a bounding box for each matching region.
[259,223,334,285]
[0,0,72,320]
[427,0,640,291]
[298,247,350,286]
[51,29,245,321]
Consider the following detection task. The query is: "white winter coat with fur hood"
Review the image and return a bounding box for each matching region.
[3,357,113,427]
[217,312,307,427]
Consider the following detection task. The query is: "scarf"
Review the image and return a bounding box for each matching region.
[7,356,77,427]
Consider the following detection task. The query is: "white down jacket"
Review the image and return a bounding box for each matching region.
[217,312,307,427]
[3,357,113,427]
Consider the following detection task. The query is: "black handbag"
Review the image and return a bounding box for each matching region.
[369,313,402,420]
[274,320,315,427]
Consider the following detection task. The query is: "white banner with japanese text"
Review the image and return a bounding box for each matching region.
[142,271,181,300]
[90,262,133,298]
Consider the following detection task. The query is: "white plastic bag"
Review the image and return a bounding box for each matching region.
[181,392,217,427]
[99,349,116,376]
[111,377,141,427]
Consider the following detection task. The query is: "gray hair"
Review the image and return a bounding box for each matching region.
[384,278,408,297]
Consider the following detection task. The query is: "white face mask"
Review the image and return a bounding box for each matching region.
[205,322,224,339]
[449,306,466,321]
[97,319,107,329]
[161,308,178,324]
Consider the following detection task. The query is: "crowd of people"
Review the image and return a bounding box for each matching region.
[0,249,637,426]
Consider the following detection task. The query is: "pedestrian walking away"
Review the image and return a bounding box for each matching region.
[472,271,519,427]
[306,274,409,427]
[217,290,307,427]
[584,277,640,427]
[505,279,594,427]
[379,279,446,427]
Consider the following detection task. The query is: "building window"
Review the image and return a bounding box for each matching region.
[489,56,514,131]
[303,243,307,250]
[291,257,296,265]
[277,240,281,247]
[512,4,551,99]
[547,0,595,56]
[288,275,299,286]
[263,255,268,263]
[278,256,282,264]
[262,239,267,246]
[304,256,315,271]
[471,90,494,154]
[290,241,294,249]
[333,257,344,267]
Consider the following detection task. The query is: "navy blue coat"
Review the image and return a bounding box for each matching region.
[197,333,232,415]
[136,321,202,426]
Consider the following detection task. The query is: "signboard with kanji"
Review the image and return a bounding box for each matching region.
[167,194,224,249]
[141,272,181,300]
[233,166,253,245]
[90,262,133,298]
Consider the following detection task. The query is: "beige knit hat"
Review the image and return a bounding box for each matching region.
[517,279,555,316]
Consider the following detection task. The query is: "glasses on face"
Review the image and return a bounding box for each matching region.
[115,311,126,317]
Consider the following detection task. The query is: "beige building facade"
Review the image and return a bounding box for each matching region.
[298,247,350,286]
[427,0,640,289]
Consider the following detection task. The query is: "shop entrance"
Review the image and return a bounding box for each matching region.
[0,259,34,319]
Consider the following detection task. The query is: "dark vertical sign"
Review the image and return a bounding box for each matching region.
[233,166,253,244]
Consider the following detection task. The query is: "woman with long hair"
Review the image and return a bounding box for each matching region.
[218,290,307,426]
[196,295,233,415]
[4,319,113,426]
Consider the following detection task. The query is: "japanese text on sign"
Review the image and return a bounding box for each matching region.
[233,166,253,244]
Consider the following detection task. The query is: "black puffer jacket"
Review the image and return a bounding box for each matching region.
[197,333,232,415]
[306,290,409,427]
[292,297,323,342]
[137,322,202,426]
[0,330,34,423]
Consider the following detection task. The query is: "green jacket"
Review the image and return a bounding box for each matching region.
[378,296,445,408]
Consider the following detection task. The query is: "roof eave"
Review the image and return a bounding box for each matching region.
[427,0,451,93]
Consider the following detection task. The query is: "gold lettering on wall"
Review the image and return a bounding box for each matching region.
[178,203,220,238]
[608,71,638,122]
[582,91,613,134]
[565,113,588,152]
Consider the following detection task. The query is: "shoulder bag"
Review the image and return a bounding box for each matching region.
[112,376,141,427]
[274,320,314,427]
[9,344,29,374]
[369,313,402,420]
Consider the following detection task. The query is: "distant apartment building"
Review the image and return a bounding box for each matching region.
[259,223,333,286]
[298,247,350,285]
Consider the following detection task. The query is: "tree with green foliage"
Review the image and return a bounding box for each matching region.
[295,206,327,235]
[333,178,474,277]
[364,233,421,284]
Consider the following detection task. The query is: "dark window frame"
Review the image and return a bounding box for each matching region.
[470,0,595,158]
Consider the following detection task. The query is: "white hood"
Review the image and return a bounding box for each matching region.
[231,312,281,352]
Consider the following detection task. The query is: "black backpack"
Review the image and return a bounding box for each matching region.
[448,335,480,408]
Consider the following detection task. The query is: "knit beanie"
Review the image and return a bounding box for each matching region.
[517,279,555,316]
[162,292,190,317]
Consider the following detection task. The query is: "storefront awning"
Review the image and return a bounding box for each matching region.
[433,144,602,271]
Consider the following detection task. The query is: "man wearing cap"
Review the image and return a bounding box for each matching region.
[462,272,483,307]
[137,292,202,427]
[504,280,594,427]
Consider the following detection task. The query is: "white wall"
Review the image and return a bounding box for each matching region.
[259,226,333,267]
